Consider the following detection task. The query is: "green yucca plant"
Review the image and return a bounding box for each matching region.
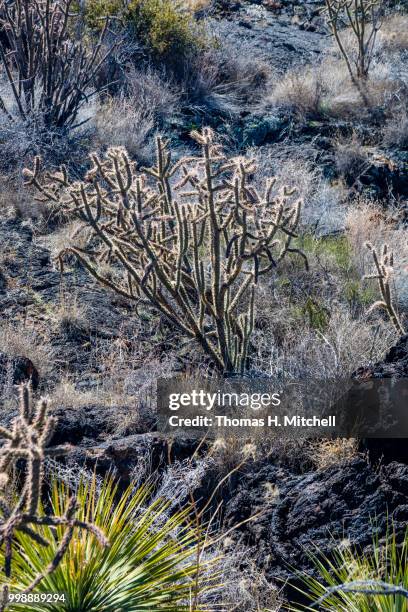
[289,525,408,611]
[2,476,218,611]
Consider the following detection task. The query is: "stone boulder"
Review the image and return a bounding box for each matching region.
[224,457,408,602]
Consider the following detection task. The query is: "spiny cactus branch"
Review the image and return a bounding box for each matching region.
[0,0,115,128]
[0,385,108,610]
[24,128,307,375]
[364,242,405,335]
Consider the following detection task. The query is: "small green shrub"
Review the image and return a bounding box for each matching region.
[290,525,408,611]
[84,0,124,29]
[3,476,217,611]
[344,279,377,308]
[86,0,205,63]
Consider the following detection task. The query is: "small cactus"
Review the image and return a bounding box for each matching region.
[364,242,405,335]
[0,385,108,609]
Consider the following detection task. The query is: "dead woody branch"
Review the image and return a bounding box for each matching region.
[324,0,383,81]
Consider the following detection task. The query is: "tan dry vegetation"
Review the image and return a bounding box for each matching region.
[265,14,408,120]
[346,201,408,313]
[309,438,359,470]
[0,322,54,378]
[377,13,408,52]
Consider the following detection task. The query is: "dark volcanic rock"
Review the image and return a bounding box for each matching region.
[0,352,40,391]
[64,433,205,485]
[224,457,408,599]
[354,334,408,379]
[210,1,326,73]
[354,335,408,463]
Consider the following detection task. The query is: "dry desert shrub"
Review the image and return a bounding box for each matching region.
[254,306,395,379]
[249,146,348,234]
[309,438,359,470]
[94,97,155,163]
[383,110,408,148]
[378,14,408,53]
[334,134,370,183]
[0,323,53,381]
[125,66,180,121]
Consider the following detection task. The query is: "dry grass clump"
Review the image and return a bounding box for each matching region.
[126,66,180,121]
[265,69,323,118]
[94,97,155,162]
[43,222,90,259]
[265,56,400,120]
[53,292,90,342]
[218,551,281,611]
[377,14,408,52]
[265,13,408,121]
[0,323,54,380]
[94,68,179,162]
[383,110,408,148]
[49,378,153,436]
[309,438,358,470]
[334,134,369,183]
[0,179,40,219]
[182,45,271,115]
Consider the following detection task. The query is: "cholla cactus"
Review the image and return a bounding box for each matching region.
[364,242,405,335]
[324,0,383,82]
[24,128,307,374]
[0,385,107,610]
[0,0,114,128]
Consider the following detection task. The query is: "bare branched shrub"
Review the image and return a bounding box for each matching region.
[25,128,306,374]
[0,0,114,129]
[324,0,383,81]
[0,385,107,608]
